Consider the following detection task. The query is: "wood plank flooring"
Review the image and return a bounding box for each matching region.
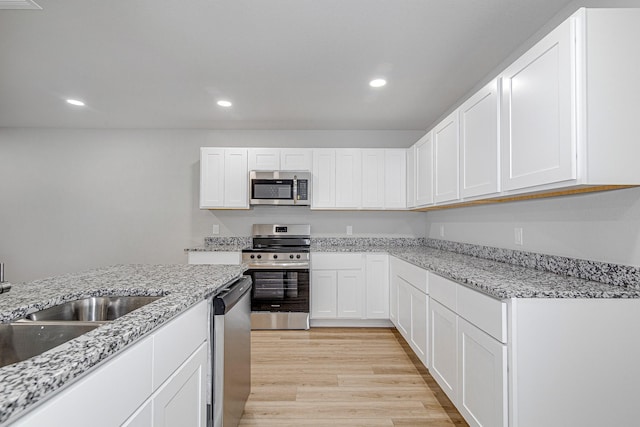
[240,328,468,427]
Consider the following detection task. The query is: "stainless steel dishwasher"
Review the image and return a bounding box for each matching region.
[211,275,252,427]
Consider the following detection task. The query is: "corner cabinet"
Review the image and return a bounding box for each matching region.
[200,148,248,209]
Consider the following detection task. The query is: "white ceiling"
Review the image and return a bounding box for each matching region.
[0,0,577,130]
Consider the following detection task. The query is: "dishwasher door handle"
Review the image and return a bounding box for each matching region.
[213,276,252,315]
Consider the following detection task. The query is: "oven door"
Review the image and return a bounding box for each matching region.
[246,269,309,312]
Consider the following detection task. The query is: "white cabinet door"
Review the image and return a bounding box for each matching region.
[361,149,385,208]
[223,149,249,208]
[501,17,576,191]
[281,149,312,171]
[397,279,412,339]
[365,254,389,319]
[410,287,428,366]
[458,318,507,427]
[389,266,399,326]
[153,342,208,427]
[311,270,337,318]
[415,132,434,206]
[248,148,280,171]
[406,146,416,208]
[384,149,407,208]
[434,112,460,203]
[200,148,225,208]
[461,79,500,198]
[337,269,364,318]
[430,299,458,403]
[312,149,336,208]
[335,149,362,208]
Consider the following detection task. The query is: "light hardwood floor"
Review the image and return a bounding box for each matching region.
[240,327,468,427]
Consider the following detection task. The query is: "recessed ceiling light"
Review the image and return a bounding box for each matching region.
[66,99,85,107]
[369,78,387,88]
[217,100,232,107]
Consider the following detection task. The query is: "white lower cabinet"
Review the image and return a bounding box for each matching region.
[152,342,208,427]
[396,279,412,338]
[310,253,363,320]
[337,269,365,318]
[458,318,507,427]
[15,301,209,427]
[409,285,428,364]
[390,256,429,367]
[310,270,338,318]
[365,254,389,319]
[429,299,458,402]
[310,253,389,325]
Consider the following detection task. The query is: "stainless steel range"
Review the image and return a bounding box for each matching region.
[242,224,310,330]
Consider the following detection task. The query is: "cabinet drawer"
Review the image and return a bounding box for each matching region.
[392,257,428,294]
[457,284,507,343]
[429,273,457,311]
[312,253,363,270]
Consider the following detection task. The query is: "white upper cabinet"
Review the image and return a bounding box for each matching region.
[200,148,248,209]
[384,149,407,208]
[460,79,500,198]
[335,149,362,208]
[406,145,416,208]
[434,111,460,203]
[248,148,280,171]
[249,148,312,171]
[361,149,385,208]
[281,149,313,171]
[500,16,576,191]
[312,149,336,208]
[224,149,250,208]
[415,132,434,206]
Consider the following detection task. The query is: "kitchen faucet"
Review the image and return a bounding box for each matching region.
[0,263,10,294]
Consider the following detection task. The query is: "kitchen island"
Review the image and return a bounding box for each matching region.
[0,263,246,425]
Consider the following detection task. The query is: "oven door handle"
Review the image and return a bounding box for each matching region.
[246,262,309,270]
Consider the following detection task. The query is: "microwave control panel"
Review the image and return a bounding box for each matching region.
[297,180,309,200]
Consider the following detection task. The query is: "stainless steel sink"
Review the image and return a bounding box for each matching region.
[0,322,100,368]
[25,296,162,322]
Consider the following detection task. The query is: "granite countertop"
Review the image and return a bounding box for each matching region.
[308,243,640,299]
[387,246,640,299]
[0,263,246,424]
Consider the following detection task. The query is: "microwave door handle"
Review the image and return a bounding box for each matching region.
[293,175,298,204]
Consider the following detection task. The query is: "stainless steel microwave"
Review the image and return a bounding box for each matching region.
[249,171,311,206]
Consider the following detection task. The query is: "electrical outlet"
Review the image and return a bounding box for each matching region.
[212,224,220,235]
[514,227,524,246]
[346,225,353,235]
[439,225,445,238]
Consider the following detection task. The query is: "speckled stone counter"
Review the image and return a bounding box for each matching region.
[310,239,640,299]
[388,246,640,299]
[186,236,640,299]
[0,263,246,425]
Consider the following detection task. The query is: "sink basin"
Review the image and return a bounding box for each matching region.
[0,322,100,368]
[25,296,162,322]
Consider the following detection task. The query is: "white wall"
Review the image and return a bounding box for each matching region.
[0,128,425,283]
[427,187,640,267]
